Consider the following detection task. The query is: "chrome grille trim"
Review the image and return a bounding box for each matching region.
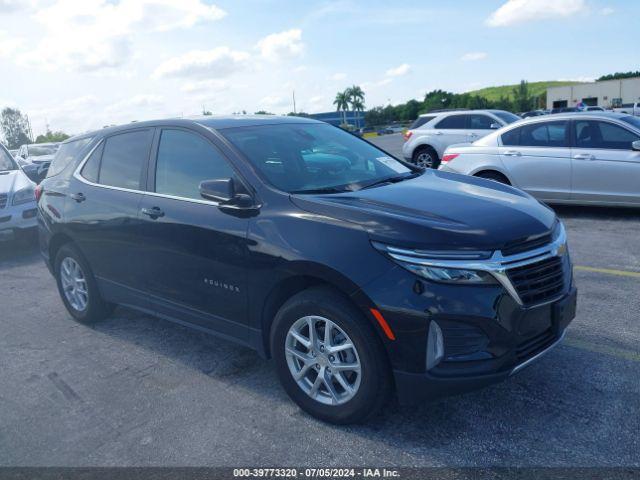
[378,223,568,307]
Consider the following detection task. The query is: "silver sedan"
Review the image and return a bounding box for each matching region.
[439,112,640,207]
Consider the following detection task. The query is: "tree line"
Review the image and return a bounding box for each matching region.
[365,80,543,127]
[1,107,69,149]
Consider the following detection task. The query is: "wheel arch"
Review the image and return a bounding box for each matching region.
[48,232,76,267]
[257,263,384,359]
[470,167,514,185]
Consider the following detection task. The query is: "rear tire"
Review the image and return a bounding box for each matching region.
[412,146,440,169]
[54,244,114,324]
[475,171,510,185]
[271,287,392,424]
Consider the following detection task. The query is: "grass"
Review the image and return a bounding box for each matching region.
[466,80,584,102]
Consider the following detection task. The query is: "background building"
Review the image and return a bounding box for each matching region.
[308,111,364,127]
[547,77,640,109]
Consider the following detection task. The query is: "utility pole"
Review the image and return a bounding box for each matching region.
[292,90,297,114]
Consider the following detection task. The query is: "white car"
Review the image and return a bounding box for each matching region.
[0,144,38,240]
[16,142,60,166]
[439,112,640,207]
[402,109,520,168]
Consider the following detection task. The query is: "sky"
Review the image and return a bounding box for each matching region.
[0,0,638,137]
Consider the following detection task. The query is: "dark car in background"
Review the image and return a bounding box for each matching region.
[37,116,576,424]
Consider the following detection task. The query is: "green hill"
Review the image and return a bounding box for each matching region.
[466,81,583,102]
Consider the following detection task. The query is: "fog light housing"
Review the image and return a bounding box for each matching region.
[426,320,444,371]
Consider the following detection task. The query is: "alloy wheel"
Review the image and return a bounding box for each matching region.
[285,315,361,406]
[60,257,89,312]
[415,151,434,168]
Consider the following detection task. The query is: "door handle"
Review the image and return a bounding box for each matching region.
[503,150,522,157]
[141,207,165,219]
[573,153,596,161]
[468,133,479,137]
[70,192,86,203]
[434,131,443,135]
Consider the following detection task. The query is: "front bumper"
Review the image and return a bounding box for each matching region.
[0,201,38,234]
[391,287,577,405]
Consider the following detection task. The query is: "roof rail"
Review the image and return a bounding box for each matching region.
[426,108,471,113]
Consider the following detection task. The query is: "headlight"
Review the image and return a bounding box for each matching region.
[372,242,498,285]
[12,187,35,206]
[403,263,498,284]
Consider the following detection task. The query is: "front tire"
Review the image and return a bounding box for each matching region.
[54,244,114,323]
[412,146,440,169]
[271,287,392,424]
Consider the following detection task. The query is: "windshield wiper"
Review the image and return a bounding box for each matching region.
[360,172,421,190]
[290,186,352,195]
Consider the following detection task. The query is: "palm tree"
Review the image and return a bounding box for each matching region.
[351,98,365,129]
[346,85,365,128]
[333,91,349,126]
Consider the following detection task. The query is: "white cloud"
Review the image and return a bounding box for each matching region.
[106,94,164,113]
[153,47,250,79]
[19,0,226,72]
[486,0,587,27]
[256,29,304,61]
[385,63,411,77]
[330,72,347,81]
[0,31,22,58]
[0,0,34,13]
[362,78,392,90]
[600,7,614,15]
[181,79,231,94]
[258,95,291,111]
[461,52,488,61]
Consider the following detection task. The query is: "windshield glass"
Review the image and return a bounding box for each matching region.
[0,148,18,171]
[492,111,521,124]
[28,144,59,156]
[221,123,412,193]
[620,115,640,130]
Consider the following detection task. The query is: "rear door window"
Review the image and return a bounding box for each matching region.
[98,130,153,189]
[434,114,467,129]
[518,121,568,147]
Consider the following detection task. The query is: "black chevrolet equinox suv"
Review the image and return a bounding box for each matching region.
[38,116,577,423]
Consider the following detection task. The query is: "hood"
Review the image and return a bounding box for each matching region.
[0,169,33,196]
[290,170,557,252]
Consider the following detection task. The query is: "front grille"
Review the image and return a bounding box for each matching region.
[0,193,7,209]
[507,256,565,306]
[517,328,555,361]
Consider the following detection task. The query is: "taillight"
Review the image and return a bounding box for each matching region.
[403,130,413,141]
[441,153,459,163]
[34,184,43,202]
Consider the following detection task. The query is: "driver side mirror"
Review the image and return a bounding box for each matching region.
[632,140,640,151]
[199,178,257,213]
[200,178,235,202]
[490,123,501,130]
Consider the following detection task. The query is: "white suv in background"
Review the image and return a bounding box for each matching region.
[402,109,520,168]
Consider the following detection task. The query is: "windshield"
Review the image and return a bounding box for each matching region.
[492,111,521,124]
[28,144,59,156]
[0,148,18,171]
[221,123,412,193]
[620,115,640,130]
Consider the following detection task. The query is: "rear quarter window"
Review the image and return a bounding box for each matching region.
[409,116,435,129]
[46,137,94,178]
